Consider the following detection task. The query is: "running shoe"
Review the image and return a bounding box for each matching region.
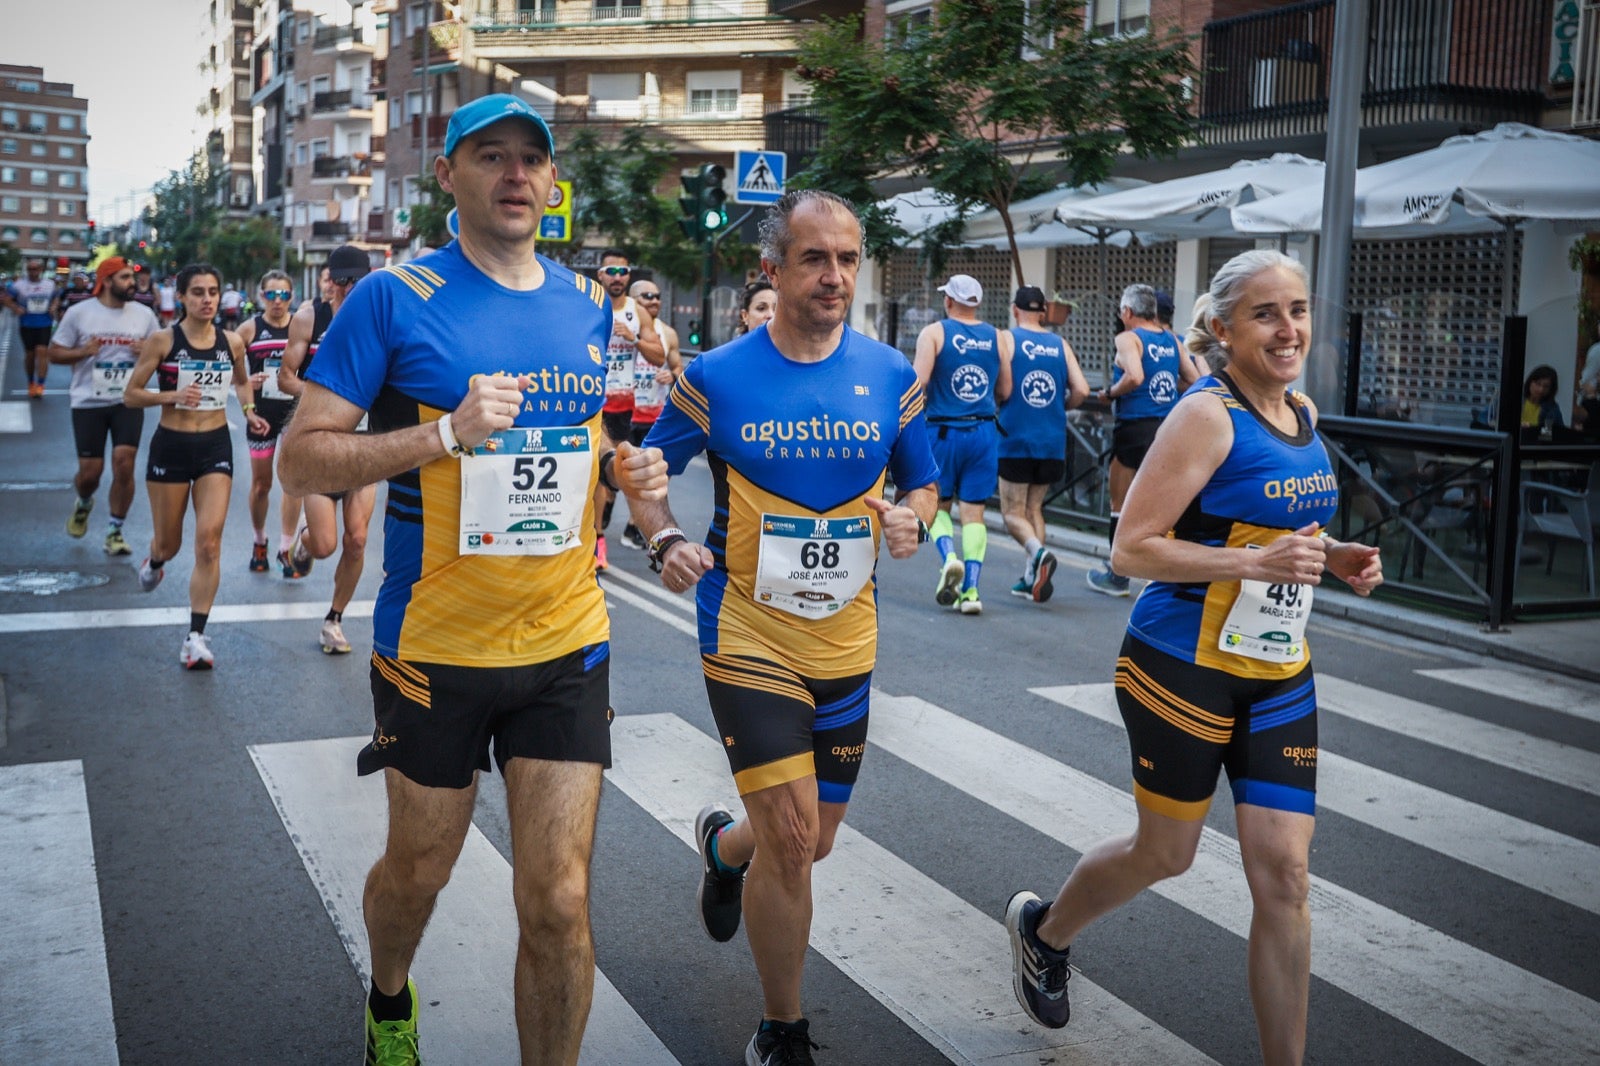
[957,588,983,615]
[696,803,746,943]
[179,631,215,671]
[1085,566,1130,597]
[28,382,44,399]
[595,534,609,571]
[935,554,965,606]
[1031,548,1058,604]
[276,549,302,579]
[1005,890,1072,1029]
[67,498,93,538]
[320,619,352,655]
[249,542,269,572]
[104,529,132,557]
[365,977,420,1066]
[290,527,314,577]
[138,558,164,592]
[622,524,647,550]
[745,1018,817,1066]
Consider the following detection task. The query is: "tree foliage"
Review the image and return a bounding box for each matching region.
[0,242,20,277]
[407,174,456,251]
[794,0,1195,282]
[208,216,287,288]
[142,152,223,274]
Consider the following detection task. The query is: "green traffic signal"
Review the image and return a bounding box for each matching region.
[687,319,702,347]
[698,163,727,235]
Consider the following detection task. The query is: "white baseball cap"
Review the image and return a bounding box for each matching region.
[938,274,982,307]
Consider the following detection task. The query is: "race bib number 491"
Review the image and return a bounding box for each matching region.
[458,425,593,556]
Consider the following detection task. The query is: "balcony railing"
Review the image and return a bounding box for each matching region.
[763,103,824,172]
[473,0,779,28]
[312,154,373,179]
[552,97,782,123]
[313,88,370,112]
[766,0,855,18]
[1198,0,1547,145]
[369,134,386,158]
[311,220,352,237]
[313,24,365,49]
[410,113,450,147]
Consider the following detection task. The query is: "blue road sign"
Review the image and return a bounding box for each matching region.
[733,150,787,205]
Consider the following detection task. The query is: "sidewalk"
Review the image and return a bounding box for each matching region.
[993,516,1600,686]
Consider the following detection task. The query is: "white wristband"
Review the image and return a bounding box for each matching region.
[437,412,467,457]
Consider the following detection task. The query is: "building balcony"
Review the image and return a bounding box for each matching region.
[410,20,462,62]
[369,134,386,161]
[764,103,824,172]
[545,98,777,148]
[410,113,450,148]
[1197,0,1548,148]
[469,0,803,61]
[313,24,372,51]
[312,154,375,181]
[313,88,374,115]
[369,57,387,97]
[766,0,858,19]
[312,220,353,238]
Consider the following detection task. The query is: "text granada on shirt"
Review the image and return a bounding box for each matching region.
[469,364,605,416]
[741,414,884,460]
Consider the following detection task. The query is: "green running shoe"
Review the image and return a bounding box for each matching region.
[67,498,93,538]
[365,978,420,1066]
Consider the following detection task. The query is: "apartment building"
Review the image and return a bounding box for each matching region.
[208,0,258,218]
[0,65,90,269]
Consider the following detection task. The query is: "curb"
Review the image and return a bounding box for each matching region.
[984,513,1600,685]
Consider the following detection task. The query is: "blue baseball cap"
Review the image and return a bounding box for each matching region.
[443,94,555,160]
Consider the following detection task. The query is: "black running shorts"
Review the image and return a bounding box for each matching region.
[627,421,652,447]
[701,654,872,803]
[71,404,144,460]
[1111,418,1161,469]
[602,410,633,451]
[1114,634,1317,820]
[145,425,234,483]
[360,645,613,789]
[20,325,52,351]
[997,457,1066,487]
[245,397,295,456]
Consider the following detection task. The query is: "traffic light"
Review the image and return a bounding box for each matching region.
[686,319,702,347]
[677,163,728,240]
[86,219,96,246]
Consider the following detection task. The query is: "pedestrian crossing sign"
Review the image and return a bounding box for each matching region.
[733,150,787,205]
[539,180,573,242]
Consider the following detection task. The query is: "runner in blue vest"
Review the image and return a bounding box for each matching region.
[913,274,1012,614]
[998,286,1089,603]
[1087,283,1200,595]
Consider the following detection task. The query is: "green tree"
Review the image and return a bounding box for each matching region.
[0,241,20,277]
[208,216,287,288]
[794,0,1195,282]
[406,174,456,250]
[142,151,222,274]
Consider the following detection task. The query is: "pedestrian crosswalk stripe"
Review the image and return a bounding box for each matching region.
[609,713,1217,1066]
[1317,675,1600,797]
[0,599,377,634]
[0,760,117,1065]
[1032,683,1600,915]
[248,737,680,1066]
[1415,666,1600,725]
[868,691,1600,1064]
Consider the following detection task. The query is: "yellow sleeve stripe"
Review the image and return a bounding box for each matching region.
[898,393,925,430]
[668,379,710,434]
[383,265,433,302]
[372,653,432,708]
[899,379,923,410]
[573,275,605,307]
[409,263,445,287]
[735,752,818,796]
[673,393,710,435]
[675,372,710,413]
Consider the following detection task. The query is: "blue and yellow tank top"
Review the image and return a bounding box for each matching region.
[924,319,1000,423]
[1127,373,1338,680]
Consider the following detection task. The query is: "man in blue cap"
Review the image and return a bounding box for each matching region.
[280,93,667,1065]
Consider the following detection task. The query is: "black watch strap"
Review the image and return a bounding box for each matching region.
[647,527,688,572]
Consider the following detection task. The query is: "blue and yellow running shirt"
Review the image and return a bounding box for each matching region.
[305,242,612,668]
[998,327,1068,459]
[1113,326,1183,423]
[924,319,1001,422]
[1127,374,1338,681]
[646,326,941,678]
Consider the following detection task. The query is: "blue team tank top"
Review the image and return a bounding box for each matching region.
[925,319,1000,422]
[1113,326,1182,422]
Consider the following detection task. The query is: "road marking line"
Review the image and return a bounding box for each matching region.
[610,713,1215,1066]
[1032,683,1600,915]
[0,599,376,634]
[248,737,679,1066]
[1416,667,1600,726]
[0,760,118,1064]
[869,691,1600,1065]
[1317,675,1600,797]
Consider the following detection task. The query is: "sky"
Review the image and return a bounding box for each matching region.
[3,0,217,224]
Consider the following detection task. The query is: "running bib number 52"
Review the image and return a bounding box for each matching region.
[753,513,876,619]
[178,360,231,410]
[458,425,593,555]
[1219,578,1312,662]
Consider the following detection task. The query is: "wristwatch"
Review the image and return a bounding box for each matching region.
[647,526,688,572]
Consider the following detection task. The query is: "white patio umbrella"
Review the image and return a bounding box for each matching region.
[961,177,1149,243]
[1233,123,1600,313]
[1055,153,1324,240]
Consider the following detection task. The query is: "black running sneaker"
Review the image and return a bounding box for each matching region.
[1005,890,1071,1028]
[696,803,746,942]
[746,1018,818,1066]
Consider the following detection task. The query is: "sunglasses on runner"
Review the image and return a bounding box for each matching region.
[599,266,630,277]
[331,276,359,287]
[262,290,293,300]
[638,291,661,300]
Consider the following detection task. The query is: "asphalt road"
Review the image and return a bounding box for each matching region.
[3,342,1598,1065]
